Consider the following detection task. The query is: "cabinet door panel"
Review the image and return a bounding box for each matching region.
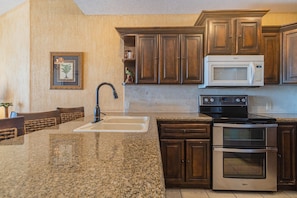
[159,34,181,84]
[136,34,158,84]
[186,139,210,185]
[277,124,296,187]
[181,34,203,84]
[282,29,297,84]
[236,19,261,54]
[207,19,233,54]
[160,139,185,184]
[262,32,280,84]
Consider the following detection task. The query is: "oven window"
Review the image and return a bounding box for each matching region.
[223,152,266,179]
[223,127,265,147]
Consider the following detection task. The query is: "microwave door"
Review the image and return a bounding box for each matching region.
[210,63,249,86]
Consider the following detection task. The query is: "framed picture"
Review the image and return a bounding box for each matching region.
[50,52,83,89]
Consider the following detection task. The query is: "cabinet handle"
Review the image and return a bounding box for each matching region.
[181,159,185,163]
[277,153,282,158]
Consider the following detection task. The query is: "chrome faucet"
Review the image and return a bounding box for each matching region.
[94,82,118,123]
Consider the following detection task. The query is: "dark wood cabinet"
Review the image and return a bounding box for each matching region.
[136,34,158,84]
[262,26,281,84]
[236,18,262,55]
[159,34,181,84]
[281,23,297,84]
[181,34,204,84]
[116,27,204,85]
[205,18,261,55]
[277,123,296,190]
[159,34,204,84]
[194,10,268,56]
[205,19,233,55]
[158,121,211,188]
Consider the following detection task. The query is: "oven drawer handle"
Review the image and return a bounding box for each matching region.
[213,123,278,128]
[213,147,278,153]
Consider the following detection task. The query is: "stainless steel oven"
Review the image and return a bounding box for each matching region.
[212,123,278,191]
[199,95,278,191]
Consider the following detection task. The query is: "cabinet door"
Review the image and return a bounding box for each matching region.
[262,32,280,84]
[160,139,185,185]
[181,34,203,84]
[277,124,296,188]
[186,139,210,187]
[136,34,158,84]
[159,34,181,84]
[206,19,233,55]
[236,18,262,54]
[282,29,297,84]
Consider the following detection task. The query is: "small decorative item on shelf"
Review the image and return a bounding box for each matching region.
[125,67,134,84]
[0,102,13,118]
[124,50,134,59]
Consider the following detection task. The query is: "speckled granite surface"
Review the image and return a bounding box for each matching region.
[0,112,210,198]
[259,113,297,123]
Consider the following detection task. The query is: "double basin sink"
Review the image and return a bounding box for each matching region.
[73,116,150,133]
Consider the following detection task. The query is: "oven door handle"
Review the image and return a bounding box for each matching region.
[213,123,278,128]
[213,147,278,153]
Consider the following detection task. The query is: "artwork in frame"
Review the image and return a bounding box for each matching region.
[50,52,83,89]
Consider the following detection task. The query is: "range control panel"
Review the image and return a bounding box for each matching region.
[199,95,248,106]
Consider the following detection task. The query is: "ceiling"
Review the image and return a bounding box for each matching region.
[0,0,297,16]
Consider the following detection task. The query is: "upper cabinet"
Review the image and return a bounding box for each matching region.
[262,26,281,84]
[136,34,159,84]
[281,23,297,84]
[116,27,204,85]
[194,10,269,56]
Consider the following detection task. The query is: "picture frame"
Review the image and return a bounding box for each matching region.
[50,52,83,89]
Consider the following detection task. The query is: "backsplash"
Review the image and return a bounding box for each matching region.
[124,85,297,113]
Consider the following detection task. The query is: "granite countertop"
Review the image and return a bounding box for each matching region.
[0,112,210,198]
[258,113,297,123]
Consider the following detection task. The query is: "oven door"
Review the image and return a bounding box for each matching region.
[212,147,277,191]
[213,123,278,147]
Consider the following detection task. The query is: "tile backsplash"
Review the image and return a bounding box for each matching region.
[124,85,297,113]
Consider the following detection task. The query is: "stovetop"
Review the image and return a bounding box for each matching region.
[203,112,276,124]
[199,95,276,124]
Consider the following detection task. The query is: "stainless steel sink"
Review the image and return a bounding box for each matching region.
[73,116,150,133]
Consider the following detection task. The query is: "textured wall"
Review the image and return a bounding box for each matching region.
[0,1,30,117]
[0,0,297,117]
[28,0,200,116]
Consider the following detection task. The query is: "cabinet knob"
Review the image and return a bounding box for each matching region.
[187,160,190,163]
[181,159,185,163]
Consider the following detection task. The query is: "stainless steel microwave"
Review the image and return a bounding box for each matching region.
[199,55,264,88]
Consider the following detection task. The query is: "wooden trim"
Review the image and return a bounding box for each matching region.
[194,9,270,26]
[262,26,281,33]
[115,26,205,36]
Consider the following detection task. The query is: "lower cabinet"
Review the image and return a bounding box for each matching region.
[158,121,211,188]
[277,123,296,190]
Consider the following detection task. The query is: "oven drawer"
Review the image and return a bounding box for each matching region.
[159,122,210,139]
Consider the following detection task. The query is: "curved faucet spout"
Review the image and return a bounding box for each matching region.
[94,82,118,123]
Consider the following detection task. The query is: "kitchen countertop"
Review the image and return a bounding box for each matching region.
[259,113,297,122]
[0,112,210,198]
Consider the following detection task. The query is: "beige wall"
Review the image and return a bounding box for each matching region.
[0,1,30,118]
[0,0,297,117]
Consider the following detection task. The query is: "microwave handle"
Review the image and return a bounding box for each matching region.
[249,62,255,85]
